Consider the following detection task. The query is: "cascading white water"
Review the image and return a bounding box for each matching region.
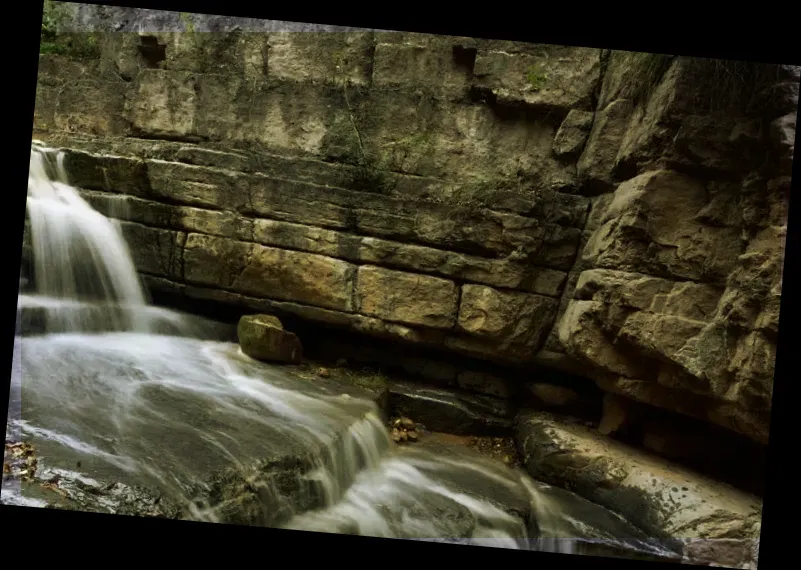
[26,143,151,332]
[9,142,683,559]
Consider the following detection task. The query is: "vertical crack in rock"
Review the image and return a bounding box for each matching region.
[345,264,359,313]
[230,242,255,290]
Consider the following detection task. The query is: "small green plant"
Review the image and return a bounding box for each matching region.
[526,64,549,91]
[379,131,434,174]
[624,52,676,105]
[41,0,68,41]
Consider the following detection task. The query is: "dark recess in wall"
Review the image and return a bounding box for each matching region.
[452,45,477,76]
[138,35,167,68]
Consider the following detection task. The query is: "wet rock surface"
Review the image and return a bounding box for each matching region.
[397,438,685,562]
[3,437,183,519]
[388,381,514,436]
[13,332,388,525]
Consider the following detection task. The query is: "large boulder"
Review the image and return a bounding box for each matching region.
[237,314,303,364]
[516,412,762,568]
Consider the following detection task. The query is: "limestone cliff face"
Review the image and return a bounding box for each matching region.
[28,24,797,445]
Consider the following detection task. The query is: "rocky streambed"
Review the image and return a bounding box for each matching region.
[5,302,762,568]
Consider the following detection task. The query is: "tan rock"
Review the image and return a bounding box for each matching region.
[574,268,674,310]
[577,98,634,193]
[596,375,770,445]
[683,538,759,569]
[617,312,707,364]
[372,42,471,94]
[146,159,248,211]
[355,266,458,329]
[118,222,185,281]
[582,169,742,283]
[237,314,303,364]
[552,109,594,157]
[557,300,647,378]
[183,234,355,312]
[267,32,373,86]
[473,46,601,112]
[457,285,558,355]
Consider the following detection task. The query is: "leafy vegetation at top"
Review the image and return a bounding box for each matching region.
[40,0,101,59]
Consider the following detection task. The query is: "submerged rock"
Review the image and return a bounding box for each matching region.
[237,314,303,364]
[388,381,513,436]
[516,411,762,567]
[398,440,684,562]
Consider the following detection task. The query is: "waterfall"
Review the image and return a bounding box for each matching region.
[26,142,151,332]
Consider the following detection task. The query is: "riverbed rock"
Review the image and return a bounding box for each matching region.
[237,314,303,364]
[1,442,184,520]
[17,332,391,529]
[405,439,685,562]
[516,412,762,567]
[388,381,513,436]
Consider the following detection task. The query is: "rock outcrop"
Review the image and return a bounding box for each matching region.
[27,23,796,447]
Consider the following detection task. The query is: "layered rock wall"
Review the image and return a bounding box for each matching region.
[27,19,798,446]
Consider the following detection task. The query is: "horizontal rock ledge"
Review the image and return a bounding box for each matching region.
[138,274,563,367]
[80,188,569,297]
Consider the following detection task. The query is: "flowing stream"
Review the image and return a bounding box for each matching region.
[4,143,682,558]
